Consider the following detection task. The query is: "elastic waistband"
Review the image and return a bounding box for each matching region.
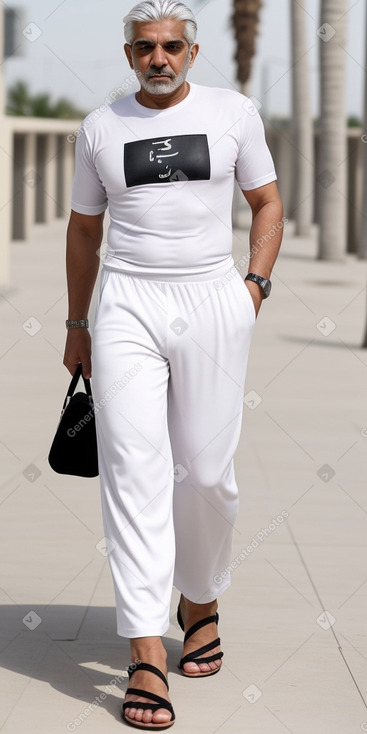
[102,257,237,283]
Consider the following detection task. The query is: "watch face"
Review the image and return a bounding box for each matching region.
[263,279,272,298]
[246,274,272,298]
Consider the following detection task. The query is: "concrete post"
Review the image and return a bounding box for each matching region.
[23,132,37,236]
[347,131,363,254]
[56,134,75,218]
[44,133,58,223]
[35,133,58,223]
[0,5,11,288]
[0,120,13,288]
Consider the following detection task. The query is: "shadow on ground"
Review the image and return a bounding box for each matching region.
[0,604,182,724]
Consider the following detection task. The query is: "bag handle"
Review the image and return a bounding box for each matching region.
[62,364,93,410]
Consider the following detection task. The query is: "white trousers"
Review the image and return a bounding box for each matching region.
[91,259,256,638]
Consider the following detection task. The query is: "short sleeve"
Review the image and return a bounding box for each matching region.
[235,102,277,191]
[71,127,108,215]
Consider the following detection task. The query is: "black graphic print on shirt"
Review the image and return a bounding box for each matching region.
[124,134,211,188]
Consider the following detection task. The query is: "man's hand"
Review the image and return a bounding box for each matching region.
[244,279,264,318]
[64,209,104,379]
[63,329,92,378]
[241,181,284,317]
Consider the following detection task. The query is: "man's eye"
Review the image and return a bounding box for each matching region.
[135,42,182,53]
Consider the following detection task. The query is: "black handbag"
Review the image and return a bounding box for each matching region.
[48,364,99,477]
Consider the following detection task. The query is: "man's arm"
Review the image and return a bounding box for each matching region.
[63,210,105,378]
[241,181,284,316]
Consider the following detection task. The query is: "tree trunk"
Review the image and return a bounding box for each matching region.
[290,0,313,236]
[232,0,262,87]
[361,0,367,346]
[360,2,367,262]
[231,1,262,228]
[0,5,4,115]
[317,0,348,261]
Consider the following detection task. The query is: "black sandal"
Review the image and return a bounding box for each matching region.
[177,601,224,678]
[122,662,175,730]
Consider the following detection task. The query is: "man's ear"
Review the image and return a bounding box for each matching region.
[189,43,199,68]
[124,43,134,70]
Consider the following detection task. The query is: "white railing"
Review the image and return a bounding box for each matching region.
[0,115,80,289]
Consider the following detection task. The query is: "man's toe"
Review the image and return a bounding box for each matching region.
[142,710,153,724]
[154,709,172,723]
[183,661,200,674]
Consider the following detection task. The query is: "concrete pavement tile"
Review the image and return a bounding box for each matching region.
[185,635,364,733]
[279,491,367,546]
[0,487,102,605]
[288,543,367,602]
[0,635,128,732]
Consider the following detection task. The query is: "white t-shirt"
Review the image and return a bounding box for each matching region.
[71,82,277,275]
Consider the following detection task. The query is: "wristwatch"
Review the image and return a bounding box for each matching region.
[245,273,272,299]
[66,319,89,329]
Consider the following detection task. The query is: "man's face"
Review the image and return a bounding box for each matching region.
[125,19,198,95]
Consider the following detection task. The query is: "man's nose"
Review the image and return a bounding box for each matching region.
[150,44,168,67]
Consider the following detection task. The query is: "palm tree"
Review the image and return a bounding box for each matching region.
[231,0,262,94]
[317,0,348,260]
[290,0,313,236]
[6,80,32,116]
[6,80,86,118]
[360,2,367,263]
[229,0,263,227]
[0,4,4,114]
[361,4,367,346]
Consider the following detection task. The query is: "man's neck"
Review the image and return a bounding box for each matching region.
[135,81,190,109]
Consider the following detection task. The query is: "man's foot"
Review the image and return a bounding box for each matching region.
[177,595,223,676]
[123,638,174,728]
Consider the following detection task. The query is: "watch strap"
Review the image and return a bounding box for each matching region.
[245,273,272,298]
[66,319,89,329]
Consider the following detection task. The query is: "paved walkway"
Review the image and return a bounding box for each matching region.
[0,213,367,733]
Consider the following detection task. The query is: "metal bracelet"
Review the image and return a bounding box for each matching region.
[66,319,89,329]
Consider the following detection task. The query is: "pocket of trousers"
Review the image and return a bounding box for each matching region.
[236,274,257,323]
[96,268,110,310]
[92,268,110,335]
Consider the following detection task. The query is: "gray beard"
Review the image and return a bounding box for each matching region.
[137,54,191,96]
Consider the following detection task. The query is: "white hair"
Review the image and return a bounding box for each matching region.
[123,0,198,46]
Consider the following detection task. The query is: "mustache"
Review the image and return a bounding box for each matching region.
[145,69,175,79]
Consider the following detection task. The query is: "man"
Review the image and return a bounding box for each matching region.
[63,0,283,729]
